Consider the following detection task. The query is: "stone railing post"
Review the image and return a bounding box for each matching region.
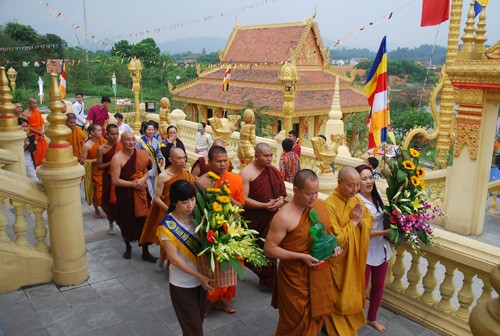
[470,264,500,336]
[0,67,26,175]
[36,73,87,286]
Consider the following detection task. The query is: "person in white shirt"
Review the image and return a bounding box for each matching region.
[114,113,134,134]
[73,92,86,128]
[355,164,392,333]
[195,122,212,156]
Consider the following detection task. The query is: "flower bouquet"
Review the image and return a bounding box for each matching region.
[194,172,268,287]
[385,148,444,253]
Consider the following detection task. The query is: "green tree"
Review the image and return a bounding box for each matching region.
[391,107,434,139]
[344,112,369,156]
[130,38,161,62]
[4,22,38,44]
[112,40,132,58]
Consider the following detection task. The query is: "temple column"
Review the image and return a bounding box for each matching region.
[278,62,299,135]
[298,116,307,145]
[36,73,87,286]
[272,118,279,135]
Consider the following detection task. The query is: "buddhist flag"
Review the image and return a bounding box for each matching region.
[364,36,389,155]
[59,58,66,99]
[474,0,489,17]
[222,64,231,92]
[420,0,450,27]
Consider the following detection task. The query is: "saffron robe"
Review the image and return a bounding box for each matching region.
[140,169,195,246]
[206,170,245,303]
[101,142,122,223]
[323,188,373,336]
[271,200,334,336]
[191,157,233,176]
[26,108,48,167]
[115,149,151,242]
[88,138,107,207]
[67,126,87,160]
[243,165,286,290]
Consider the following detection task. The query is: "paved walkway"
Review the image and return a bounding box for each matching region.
[1,197,443,336]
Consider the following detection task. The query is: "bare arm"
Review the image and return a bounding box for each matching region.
[110,155,148,190]
[153,174,169,213]
[80,143,90,165]
[161,239,213,290]
[264,211,321,267]
[96,147,108,170]
[370,229,390,237]
[241,169,272,209]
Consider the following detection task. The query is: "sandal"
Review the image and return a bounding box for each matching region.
[213,301,236,314]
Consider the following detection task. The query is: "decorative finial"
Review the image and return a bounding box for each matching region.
[0,67,18,132]
[313,6,316,19]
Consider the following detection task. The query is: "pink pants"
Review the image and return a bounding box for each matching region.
[365,261,389,322]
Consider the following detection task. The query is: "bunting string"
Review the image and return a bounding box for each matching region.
[329,0,416,49]
[0,43,67,53]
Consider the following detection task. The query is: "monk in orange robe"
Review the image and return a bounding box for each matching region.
[323,167,373,336]
[140,148,194,268]
[66,113,87,159]
[22,98,48,167]
[196,145,245,315]
[97,124,122,235]
[265,170,343,336]
[240,143,286,291]
[81,124,107,218]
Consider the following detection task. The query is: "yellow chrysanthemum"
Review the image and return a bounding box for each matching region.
[416,167,425,178]
[223,184,231,195]
[207,171,220,180]
[403,160,416,170]
[410,148,420,158]
[207,188,221,193]
[216,196,231,204]
[420,179,426,189]
[212,202,222,212]
[411,176,420,187]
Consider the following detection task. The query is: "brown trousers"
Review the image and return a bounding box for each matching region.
[169,283,207,336]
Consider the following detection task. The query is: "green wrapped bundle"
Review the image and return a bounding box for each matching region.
[309,209,340,261]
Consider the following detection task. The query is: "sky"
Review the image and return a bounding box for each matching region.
[1,0,499,52]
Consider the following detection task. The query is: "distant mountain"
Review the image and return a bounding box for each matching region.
[157,36,227,54]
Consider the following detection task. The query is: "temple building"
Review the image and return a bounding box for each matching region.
[172,15,369,143]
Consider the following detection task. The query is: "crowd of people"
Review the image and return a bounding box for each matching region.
[14,94,393,335]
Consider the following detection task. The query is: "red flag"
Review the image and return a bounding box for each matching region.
[420,0,450,27]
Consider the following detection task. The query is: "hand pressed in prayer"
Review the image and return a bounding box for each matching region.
[350,202,363,226]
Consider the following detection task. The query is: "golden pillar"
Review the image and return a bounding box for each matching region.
[127,57,143,134]
[36,73,87,286]
[470,264,500,336]
[0,67,26,175]
[278,61,299,134]
[434,0,464,167]
[6,67,17,93]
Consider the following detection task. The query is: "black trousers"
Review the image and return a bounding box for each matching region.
[169,283,207,336]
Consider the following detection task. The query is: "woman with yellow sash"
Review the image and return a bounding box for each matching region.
[156,180,213,336]
[136,122,164,200]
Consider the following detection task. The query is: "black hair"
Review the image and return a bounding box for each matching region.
[167,180,196,213]
[200,122,206,128]
[139,121,148,135]
[114,113,123,120]
[318,134,327,141]
[148,120,159,129]
[288,129,298,138]
[282,138,294,152]
[75,92,83,97]
[87,123,98,134]
[355,164,384,213]
[101,96,111,104]
[367,157,379,169]
[18,117,28,125]
[106,123,118,133]
[208,145,227,160]
[167,125,177,134]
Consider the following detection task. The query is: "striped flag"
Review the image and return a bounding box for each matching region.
[59,58,66,99]
[364,36,389,156]
[474,0,489,17]
[222,64,231,92]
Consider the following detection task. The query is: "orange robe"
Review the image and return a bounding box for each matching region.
[26,108,48,166]
[140,169,195,246]
[67,126,87,159]
[323,188,373,336]
[88,138,107,207]
[101,142,123,223]
[271,200,334,336]
[207,170,245,303]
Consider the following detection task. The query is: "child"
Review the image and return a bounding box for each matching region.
[18,118,38,180]
[156,179,213,336]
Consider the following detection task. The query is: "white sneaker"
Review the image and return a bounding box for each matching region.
[155,258,164,272]
[108,225,116,235]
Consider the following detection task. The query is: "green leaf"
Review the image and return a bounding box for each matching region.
[394,231,404,249]
[229,258,245,279]
[416,229,430,245]
[397,170,407,183]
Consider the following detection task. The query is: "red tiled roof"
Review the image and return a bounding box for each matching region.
[173,82,368,112]
[222,25,307,63]
[203,68,349,85]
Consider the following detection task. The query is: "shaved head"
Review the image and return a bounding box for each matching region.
[337,166,361,199]
[170,147,184,158]
[255,143,271,154]
[213,139,226,147]
[294,169,318,190]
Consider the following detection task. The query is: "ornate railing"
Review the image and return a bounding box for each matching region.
[487,179,500,216]
[0,169,52,293]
